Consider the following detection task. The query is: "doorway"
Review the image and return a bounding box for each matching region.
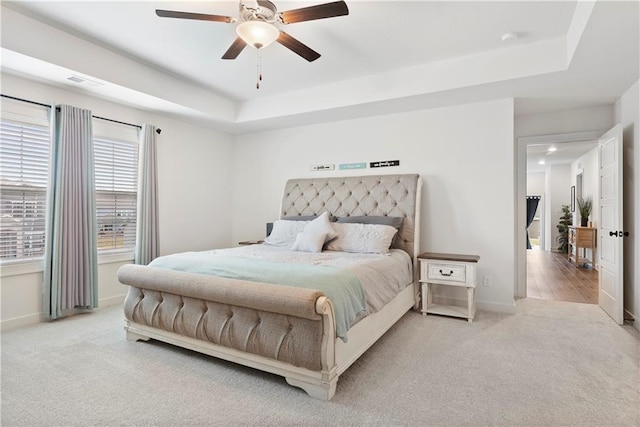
[516,131,604,304]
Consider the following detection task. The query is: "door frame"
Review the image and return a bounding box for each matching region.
[515,130,605,298]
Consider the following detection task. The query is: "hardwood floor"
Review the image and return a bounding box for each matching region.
[526,249,599,304]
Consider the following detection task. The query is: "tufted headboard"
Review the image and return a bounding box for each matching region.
[280,174,422,261]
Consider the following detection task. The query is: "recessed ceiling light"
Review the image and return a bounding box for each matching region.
[501,32,519,43]
[548,147,557,152]
[538,160,545,165]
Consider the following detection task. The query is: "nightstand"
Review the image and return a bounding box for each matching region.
[418,252,480,322]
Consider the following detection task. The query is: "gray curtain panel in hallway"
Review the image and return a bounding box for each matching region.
[526,196,540,250]
[43,105,98,319]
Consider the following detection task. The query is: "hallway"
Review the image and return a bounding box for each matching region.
[526,249,598,304]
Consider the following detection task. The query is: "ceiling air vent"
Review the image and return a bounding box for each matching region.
[66,75,104,87]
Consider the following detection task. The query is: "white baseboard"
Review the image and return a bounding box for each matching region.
[100,294,126,308]
[1,293,126,332]
[433,296,516,315]
[476,299,517,314]
[0,312,44,332]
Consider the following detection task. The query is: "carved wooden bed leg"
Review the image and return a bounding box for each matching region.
[126,330,150,342]
[285,377,337,401]
[287,296,338,400]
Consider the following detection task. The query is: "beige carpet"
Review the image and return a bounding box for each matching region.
[1,298,639,426]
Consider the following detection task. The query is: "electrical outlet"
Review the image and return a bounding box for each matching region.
[483,276,492,287]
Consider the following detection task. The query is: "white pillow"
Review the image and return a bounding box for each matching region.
[264,220,310,247]
[291,231,328,253]
[303,211,338,244]
[325,222,398,254]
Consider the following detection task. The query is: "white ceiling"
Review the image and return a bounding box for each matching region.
[1,1,638,134]
[526,140,598,173]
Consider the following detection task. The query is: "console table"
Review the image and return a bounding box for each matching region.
[568,226,596,268]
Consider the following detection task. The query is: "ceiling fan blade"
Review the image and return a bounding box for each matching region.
[222,37,248,60]
[277,31,321,62]
[155,9,234,23]
[279,1,349,24]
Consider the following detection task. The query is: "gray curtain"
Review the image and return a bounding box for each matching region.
[526,196,540,250]
[135,124,159,265]
[43,105,98,319]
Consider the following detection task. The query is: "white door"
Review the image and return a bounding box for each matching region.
[598,125,624,324]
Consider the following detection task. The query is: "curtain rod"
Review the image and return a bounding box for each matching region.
[1,93,161,134]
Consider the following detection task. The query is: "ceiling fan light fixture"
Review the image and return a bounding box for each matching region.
[236,20,279,49]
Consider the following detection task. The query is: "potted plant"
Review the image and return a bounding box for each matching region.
[557,204,572,253]
[577,196,592,227]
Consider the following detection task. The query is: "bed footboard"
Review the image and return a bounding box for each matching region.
[118,264,338,399]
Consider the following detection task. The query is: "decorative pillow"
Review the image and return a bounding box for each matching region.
[335,215,404,229]
[291,231,328,253]
[302,211,338,244]
[263,220,310,247]
[325,222,398,254]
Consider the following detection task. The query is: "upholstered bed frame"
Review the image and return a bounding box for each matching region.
[118,174,422,400]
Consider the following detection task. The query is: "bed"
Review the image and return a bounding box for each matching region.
[117,174,422,400]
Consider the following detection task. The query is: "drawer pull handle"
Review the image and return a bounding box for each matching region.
[439,269,454,277]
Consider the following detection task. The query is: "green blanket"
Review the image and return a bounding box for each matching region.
[149,252,367,341]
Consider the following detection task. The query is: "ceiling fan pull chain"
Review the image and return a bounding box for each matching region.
[256,49,260,89]
[256,49,263,89]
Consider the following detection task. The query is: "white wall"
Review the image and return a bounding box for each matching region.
[571,146,599,227]
[0,73,234,330]
[527,173,545,195]
[515,105,614,137]
[614,79,639,330]
[544,165,571,251]
[231,99,516,314]
[570,146,599,264]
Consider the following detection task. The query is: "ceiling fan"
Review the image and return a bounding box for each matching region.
[155,0,349,62]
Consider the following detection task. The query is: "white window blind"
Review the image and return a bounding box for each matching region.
[93,123,139,252]
[0,117,50,261]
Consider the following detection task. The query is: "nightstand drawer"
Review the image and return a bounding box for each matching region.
[423,261,467,283]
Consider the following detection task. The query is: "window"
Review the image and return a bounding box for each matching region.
[93,121,139,252]
[0,100,141,260]
[0,102,50,261]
